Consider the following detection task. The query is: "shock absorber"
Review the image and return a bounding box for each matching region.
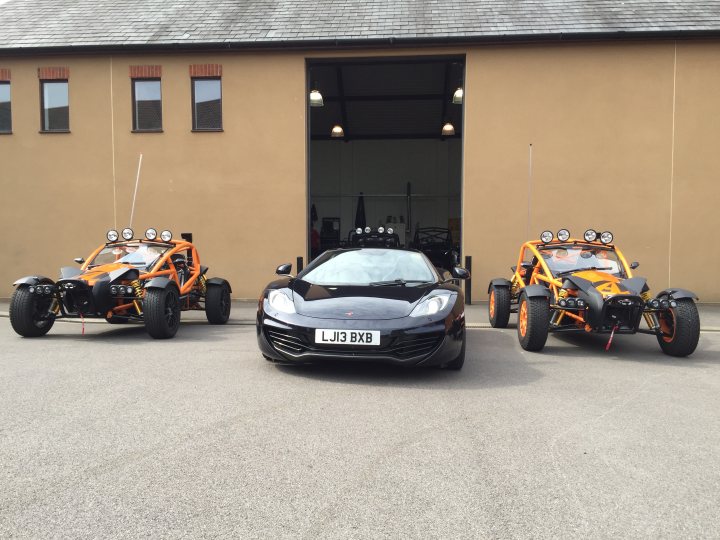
[641,291,659,330]
[199,274,208,294]
[130,279,143,315]
[551,289,567,325]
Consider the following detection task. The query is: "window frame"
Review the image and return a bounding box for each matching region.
[0,81,11,134]
[191,77,223,132]
[131,78,163,133]
[39,79,70,133]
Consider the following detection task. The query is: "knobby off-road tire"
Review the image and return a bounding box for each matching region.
[488,286,511,328]
[205,281,231,324]
[656,298,700,357]
[443,334,466,371]
[144,286,181,339]
[517,293,550,352]
[9,286,55,337]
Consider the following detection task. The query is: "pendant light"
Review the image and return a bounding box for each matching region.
[309,83,324,107]
[331,125,344,138]
[441,122,455,136]
[452,87,464,104]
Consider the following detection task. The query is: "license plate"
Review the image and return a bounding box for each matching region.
[314,329,380,346]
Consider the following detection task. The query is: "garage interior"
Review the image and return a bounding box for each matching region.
[307,56,464,262]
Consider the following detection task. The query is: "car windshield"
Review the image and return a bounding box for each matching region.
[300,249,436,286]
[538,245,626,278]
[88,242,171,268]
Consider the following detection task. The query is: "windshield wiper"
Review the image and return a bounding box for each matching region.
[556,266,613,277]
[369,279,432,287]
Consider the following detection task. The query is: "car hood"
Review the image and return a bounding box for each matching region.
[71,263,139,286]
[290,280,433,320]
[565,270,643,298]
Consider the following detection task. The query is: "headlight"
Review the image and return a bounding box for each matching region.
[160,230,172,242]
[145,228,157,240]
[107,229,119,242]
[378,227,385,233]
[268,290,296,314]
[540,230,553,243]
[387,228,394,234]
[364,227,371,234]
[557,229,570,242]
[600,231,613,244]
[410,294,452,317]
[356,228,362,234]
[584,229,598,242]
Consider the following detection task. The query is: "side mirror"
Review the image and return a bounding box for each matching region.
[630,261,640,270]
[451,266,470,280]
[276,263,292,276]
[74,257,85,264]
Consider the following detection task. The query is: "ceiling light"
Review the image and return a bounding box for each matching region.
[331,125,344,138]
[441,122,455,136]
[452,87,464,104]
[309,88,324,107]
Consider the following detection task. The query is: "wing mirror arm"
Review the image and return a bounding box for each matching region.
[74,257,85,264]
[630,261,640,270]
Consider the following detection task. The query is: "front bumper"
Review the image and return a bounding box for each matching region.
[256,309,464,367]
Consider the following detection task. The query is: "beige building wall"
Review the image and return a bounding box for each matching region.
[1,40,719,301]
[0,52,307,299]
[463,40,720,302]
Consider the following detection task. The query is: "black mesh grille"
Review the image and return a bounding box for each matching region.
[265,327,444,360]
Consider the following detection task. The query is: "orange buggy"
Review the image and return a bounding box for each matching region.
[487,229,700,357]
[10,228,231,339]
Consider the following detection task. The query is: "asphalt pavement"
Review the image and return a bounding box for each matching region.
[0,316,719,538]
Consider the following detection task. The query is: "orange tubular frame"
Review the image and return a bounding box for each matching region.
[83,239,203,317]
[511,238,634,330]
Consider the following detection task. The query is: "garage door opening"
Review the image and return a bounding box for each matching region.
[307,56,464,270]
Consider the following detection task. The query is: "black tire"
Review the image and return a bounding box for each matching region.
[9,286,56,337]
[517,293,550,351]
[656,298,700,357]
[488,286,511,328]
[443,334,466,370]
[144,286,181,339]
[206,281,231,324]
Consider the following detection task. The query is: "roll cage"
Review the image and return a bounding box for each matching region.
[513,238,633,300]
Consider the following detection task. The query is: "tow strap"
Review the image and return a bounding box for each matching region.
[605,324,619,351]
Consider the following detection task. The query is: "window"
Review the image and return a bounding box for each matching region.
[40,80,69,132]
[132,79,162,131]
[0,82,10,133]
[192,78,222,130]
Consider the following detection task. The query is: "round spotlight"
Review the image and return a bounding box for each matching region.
[600,231,614,244]
[43,285,52,294]
[559,299,567,307]
[145,228,157,240]
[584,229,598,242]
[557,229,570,242]
[387,228,394,235]
[160,230,173,242]
[356,228,362,235]
[121,228,134,240]
[28,286,35,294]
[127,286,135,295]
[670,300,677,308]
[660,299,670,309]
[540,230,554,243]
[649,299,660,309]
[577,299,586,308]
[110,285,118,295]
[364,227,371,234]
[567,298,577,308]
[107,230,119,242]
[378,227,385,233]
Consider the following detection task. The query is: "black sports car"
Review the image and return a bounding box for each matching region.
[257,230,470,369]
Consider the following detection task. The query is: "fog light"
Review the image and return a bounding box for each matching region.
[107,229,119,242]
[121,228,134,240]
[387,228,394,234]
[584,229,598,242]
[567,298,577,308]
[557,229,570,242]
[378,227,385,233]
[600,231,614,244]
[660,300,670,309]
[649,299,660,309]
[559,299,567,307]
[364,227,371,234]
[540,230,553,243]
[126,286,135,296]
[356,228,362,234]
[577,299,586,308]
[145,228,157,240]
[670,300,677,308]
[28,286,35,293]
[111,285,118,295]
[160,230,172,242]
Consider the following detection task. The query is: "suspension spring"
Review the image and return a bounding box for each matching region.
[130,279,143,297]
[199,274,208,294]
